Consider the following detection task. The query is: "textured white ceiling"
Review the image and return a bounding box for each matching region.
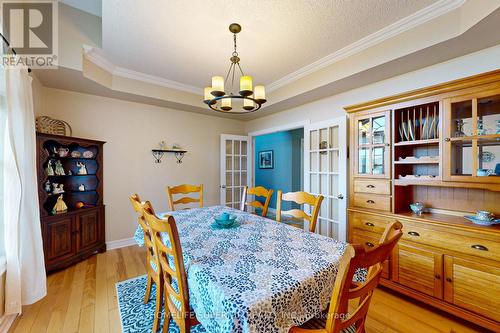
[102,0,438,89]
[61,0,101,17]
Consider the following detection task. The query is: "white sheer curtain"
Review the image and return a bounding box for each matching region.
[1,64,46,315]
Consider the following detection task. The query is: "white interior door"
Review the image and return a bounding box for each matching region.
[304,116,347,241]
[220,135,252,208]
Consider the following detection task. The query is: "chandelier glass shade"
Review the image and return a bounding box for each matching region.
[203,23,266,114]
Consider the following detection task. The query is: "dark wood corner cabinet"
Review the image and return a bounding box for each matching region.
[346,70,500,332]
[36,132,106,273]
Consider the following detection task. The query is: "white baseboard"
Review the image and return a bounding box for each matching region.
[0,314,17,332]
[106,237,136,250]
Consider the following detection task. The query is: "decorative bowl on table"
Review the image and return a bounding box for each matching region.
[212,212,238,228]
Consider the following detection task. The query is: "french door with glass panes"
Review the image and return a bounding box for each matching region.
[220,135,252,208]
[304,117,347,241]
[353,110,391,179]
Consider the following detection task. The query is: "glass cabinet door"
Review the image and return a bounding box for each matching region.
[354,111,391,178]
[444,92,500,182]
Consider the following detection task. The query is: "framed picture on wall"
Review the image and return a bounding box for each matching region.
[259,150,274,169]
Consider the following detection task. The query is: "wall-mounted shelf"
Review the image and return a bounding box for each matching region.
[151,149,187,163]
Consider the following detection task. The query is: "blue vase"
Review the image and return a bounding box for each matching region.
[495,163,500,176]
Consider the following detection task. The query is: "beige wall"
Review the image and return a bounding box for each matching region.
[37,88,245,243]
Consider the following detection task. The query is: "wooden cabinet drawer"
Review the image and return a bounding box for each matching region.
[400,220,500,262]
[350,211,394,235]
[351,229,390,279]
[354,178,391,195]
[353,193,391,211]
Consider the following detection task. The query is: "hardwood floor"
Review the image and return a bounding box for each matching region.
[9,246,487,333]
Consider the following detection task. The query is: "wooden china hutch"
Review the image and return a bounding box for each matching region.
[346,70,500,332]
[36,133,106,273]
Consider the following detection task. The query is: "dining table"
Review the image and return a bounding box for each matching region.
[134,205,347,333]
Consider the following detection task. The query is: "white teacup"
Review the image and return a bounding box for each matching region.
[476,210,493,221]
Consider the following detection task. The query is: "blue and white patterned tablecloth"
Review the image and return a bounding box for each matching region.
[134,206,347,333]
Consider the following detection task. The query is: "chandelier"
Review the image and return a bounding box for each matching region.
[203,23,266,113]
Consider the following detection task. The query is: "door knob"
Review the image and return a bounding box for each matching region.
[337,194,344,200]
[220,185,226,189]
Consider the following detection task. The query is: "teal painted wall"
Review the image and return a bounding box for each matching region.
[254,128,303,210]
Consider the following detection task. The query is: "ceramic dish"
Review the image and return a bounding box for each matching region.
[213,215,237,227]
[464,215,500,226]
[211,219,240,230]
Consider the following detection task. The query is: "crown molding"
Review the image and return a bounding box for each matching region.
[82,0,465,98]
[113,66,201,94]
[266,0,466,93]
[82,45,202,95]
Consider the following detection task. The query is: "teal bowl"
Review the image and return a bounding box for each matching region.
[214,215,237,227]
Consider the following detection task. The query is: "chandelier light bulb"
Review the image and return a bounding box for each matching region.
[221,97,232,111]
[239,75,253,97]
[254,85,266,103]
[243,94,255,110]
[211,76,225,97]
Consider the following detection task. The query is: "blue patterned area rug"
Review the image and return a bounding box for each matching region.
[116,275,206,333]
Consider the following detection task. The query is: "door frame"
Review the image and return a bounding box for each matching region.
[220,134,252,206]
[304,116,348,241]
[248,120,310,190]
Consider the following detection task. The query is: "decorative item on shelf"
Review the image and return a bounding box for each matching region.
[398,174,437,180]
[52,195,68,215]
[409,202,425,216]
[76,161,88,175]
[477,119,487,135]
[54,147,69,157]
[151,145,188,163]
[464,210,500,226]
[54,160,65,175]
[36,116,72,136]
[67,170,72,175]
[203,23,266,114]
[319,140,329,154]
[44,180,51,193]
[477,169,495,176]
[78,184,85,191]
[52,183,65,194]
[398,156,439,163]
[71,150,81,158]
[158,141,167,150]
[496,119,500,134]
[82,150,94,158]
[454,119,466,137]
[75,201,95,209]
[407,110,415,141]
[479,151,495,163]
[496,163,500,176]
[46,160,55,176]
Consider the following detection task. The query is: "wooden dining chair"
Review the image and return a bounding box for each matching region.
[129,194,161,304]
[166,184,203,211]
[276,190,324,232]
[129,195,163,333]
[290,221,403,333]
[143,202,200,333]
[240,185,274,217]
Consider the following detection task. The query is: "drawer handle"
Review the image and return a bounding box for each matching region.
[434,274,441,280]
[365,242,374,248]
[366,200,375,204]
[366,185,375,188]
[408,231,420,237]
[471,244,488,251]
[365,222,375,227]
[446,277,452,283]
